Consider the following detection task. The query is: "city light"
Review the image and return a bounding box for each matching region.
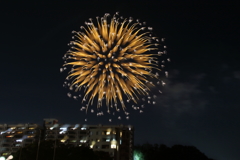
[0,155,13,160]
[50,124,59,130]
[72,124,79,130]
[1,128,12,134]
[134,150,144,160]
[16,135,27,142]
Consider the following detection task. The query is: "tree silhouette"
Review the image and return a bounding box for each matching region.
[12,140,110,160]
[134,143,215,160]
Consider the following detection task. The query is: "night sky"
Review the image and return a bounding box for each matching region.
[0,1,240,160]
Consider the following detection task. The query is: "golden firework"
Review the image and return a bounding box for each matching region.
[62,13,164,112]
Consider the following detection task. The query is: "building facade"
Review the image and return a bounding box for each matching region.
[44,119,134,160]
[0,119,134,160]
[0,123,40,156]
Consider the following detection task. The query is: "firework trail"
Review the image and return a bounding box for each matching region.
[61,12,169,118]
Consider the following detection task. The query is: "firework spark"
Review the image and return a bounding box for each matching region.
[61,12,168,114]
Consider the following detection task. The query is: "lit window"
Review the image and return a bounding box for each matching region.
[81,127,86,130]
[106,139,110,142]
[111,144,116,149]
[16,139,23,142]
[59,130,66,134]
[111,140,117,149]
[72,124,79,130]
[70,140,77,143]
[2,153,9,156]
[80,140,87,143]
[6,135,14,138]
[106,131,110,135]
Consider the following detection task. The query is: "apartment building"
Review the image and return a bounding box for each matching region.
[0,123,40,156]
[0,119,134,160]
[44,118,134,160]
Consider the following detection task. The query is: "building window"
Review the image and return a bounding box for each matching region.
[70,140,77,143]
[25,131,34,134]
[102,145,110,149]
[80,139,87,143]
[95,145,100,149]
[5,135,14,138]
[58,135,64,139]
[2,153,9,156]
[111,144,116,149]
[69,135,75,139]
[80,131,86,134]
[68,131,76,134]
[102,138,111,142]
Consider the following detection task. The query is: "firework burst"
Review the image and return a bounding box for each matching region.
[61,12,168,116]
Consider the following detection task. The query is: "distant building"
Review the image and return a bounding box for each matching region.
[0,123,40,156]
[0,119,134,160]
[43,118,134,160]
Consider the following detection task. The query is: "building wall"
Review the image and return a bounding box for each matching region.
[0,123,39,156]
[43,120,134,160]
[0,119,134,160]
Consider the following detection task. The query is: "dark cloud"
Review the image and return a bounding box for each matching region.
[155,70,207,117]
